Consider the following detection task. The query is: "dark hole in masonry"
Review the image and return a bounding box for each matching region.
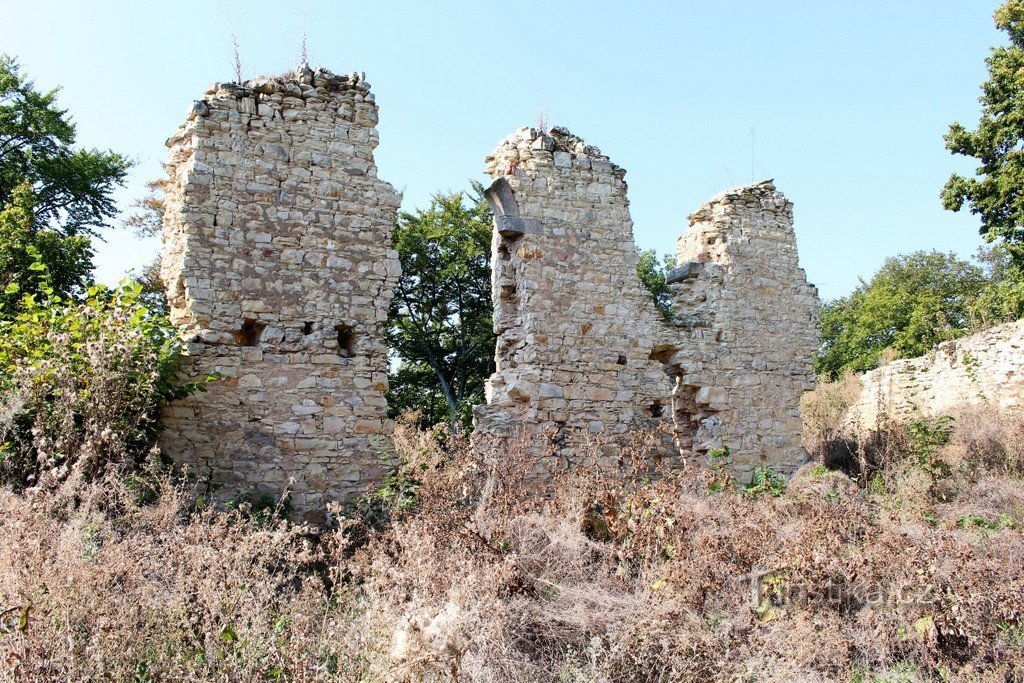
[648,402,665,418]
[234,318,266,346]
[616,355,627,366]
[649,344,676,364]
[335,324,357,357]
[303,321,313,335]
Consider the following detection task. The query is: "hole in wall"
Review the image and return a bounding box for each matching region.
[672,380,701,453]
[648,402,665,417]
[303,321,313,335]
[616,355,627,366]
[649,344,676,364]
[234,318,266,346]
[335,324,357,357]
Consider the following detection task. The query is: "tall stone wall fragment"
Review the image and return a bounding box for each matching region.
[473,126,676,467]
[159,65,400,517]
[475,127,820,481]
[666,181,820,479]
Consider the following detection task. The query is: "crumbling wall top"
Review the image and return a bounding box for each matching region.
[485,125,624,177]
[203,65,373,102]
[687,179,791,223]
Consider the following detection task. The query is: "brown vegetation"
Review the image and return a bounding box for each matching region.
[2,402,1024,681]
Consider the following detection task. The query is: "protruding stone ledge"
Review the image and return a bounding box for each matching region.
[496,215,542,238]
[665,261,703,284]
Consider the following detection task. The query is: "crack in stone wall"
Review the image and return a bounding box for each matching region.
[474,126,820,481]
[159,65,400,519]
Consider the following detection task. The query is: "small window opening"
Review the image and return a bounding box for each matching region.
[234,318,266,346]
[616,355,627,366]
[648,402,665,418]
[302,321,314,335]
[335,324,357,357]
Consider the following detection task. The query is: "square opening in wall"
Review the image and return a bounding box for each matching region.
[335,324,357,357]
[234,318,266,346]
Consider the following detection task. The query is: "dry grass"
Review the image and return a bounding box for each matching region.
[2,408,1024,681]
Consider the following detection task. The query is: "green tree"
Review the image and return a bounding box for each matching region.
[969,244,1024,326]
[815,251,987,379]
[0,56,130,313]
[1,56,130,237]
[387,188,495,429]
[942,1,1024,266]
[0,183,93,312]
[636,247,676,321]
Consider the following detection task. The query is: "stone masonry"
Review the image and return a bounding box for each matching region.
[665,182,821,477]
[846,318,1024,430]
[474,126,675,469]
[160,65,401,517]
[474,126,820,482]
[159,67,822,510]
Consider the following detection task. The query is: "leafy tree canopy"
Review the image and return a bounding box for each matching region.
[0,183,93,314]
[815,250,988,379]
[943,1,1024,266]
[387,187,495,429]
[1,55,130,238]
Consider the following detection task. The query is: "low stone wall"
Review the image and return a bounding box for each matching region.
[846,319,1024,430]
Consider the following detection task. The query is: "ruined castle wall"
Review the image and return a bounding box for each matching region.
[846,319,1024,430]
[160,66,400,516]
[666,182,820,479]
[474,127,820,480]
[473,127,675,465]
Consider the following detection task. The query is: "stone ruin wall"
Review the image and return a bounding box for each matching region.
[666,182,820,477]
[474,126,820,482]
[845,319,1024,430]
[159,66,822,513]
[473,126,676,470]
[160,66,400,517]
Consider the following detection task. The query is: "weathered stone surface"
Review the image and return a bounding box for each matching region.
[846,319,1024,429]
[475,127,820,481]
[667,180,820,478]
[159,66,400,519]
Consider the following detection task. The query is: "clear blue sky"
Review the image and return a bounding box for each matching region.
[0,1,1004,301]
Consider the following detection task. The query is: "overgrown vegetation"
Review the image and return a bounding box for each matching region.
[636,247,676,322]
[0,281,199,493]
[2,389,1023,680]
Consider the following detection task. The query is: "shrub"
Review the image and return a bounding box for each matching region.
[0,281,200,492]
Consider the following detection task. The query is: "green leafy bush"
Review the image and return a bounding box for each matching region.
[744,466,788,496]
[0,281,200,490]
